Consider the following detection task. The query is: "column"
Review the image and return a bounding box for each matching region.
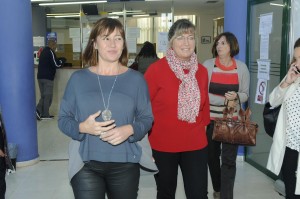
[224,0,248,157]
[0,0,39,165]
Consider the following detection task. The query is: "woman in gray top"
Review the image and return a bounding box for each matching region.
[58,18,153,199]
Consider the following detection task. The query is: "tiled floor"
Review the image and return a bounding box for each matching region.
[5,118,284,199]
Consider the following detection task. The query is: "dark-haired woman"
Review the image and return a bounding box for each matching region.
[135,41,159,74]
[203,32,250,199]
[267,38,300,199]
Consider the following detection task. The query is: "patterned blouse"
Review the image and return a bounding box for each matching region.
[285,85,300,152]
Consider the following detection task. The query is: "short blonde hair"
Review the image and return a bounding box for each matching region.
[168,19,196,47]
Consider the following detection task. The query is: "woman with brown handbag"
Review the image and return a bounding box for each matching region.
[203,32,250,199]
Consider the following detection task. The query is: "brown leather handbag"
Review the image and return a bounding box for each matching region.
[212,96,259,146]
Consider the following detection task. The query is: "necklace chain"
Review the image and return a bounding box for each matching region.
[96,67,119,111]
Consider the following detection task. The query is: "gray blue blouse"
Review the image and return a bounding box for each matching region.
[58,68,153,164]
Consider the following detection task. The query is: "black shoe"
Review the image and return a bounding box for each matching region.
[41,116,54,120]
[36,110,41,121]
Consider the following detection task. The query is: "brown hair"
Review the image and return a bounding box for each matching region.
[290,37,300,65]
[212,32,239,57]
[82,18,128,66]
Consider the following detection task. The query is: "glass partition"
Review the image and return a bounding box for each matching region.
[246,0,290,178]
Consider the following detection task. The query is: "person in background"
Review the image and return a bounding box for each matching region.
[36,39,62,120]
[144,19,210,199]
[134,41,159,74]
[267,38,300,199]
[202,32,250,199]
[58,17,153,199]
[0,110,7,199]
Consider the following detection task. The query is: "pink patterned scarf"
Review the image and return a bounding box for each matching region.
[166,48,200,123]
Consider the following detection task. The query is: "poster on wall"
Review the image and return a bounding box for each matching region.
[157,32,168,53]
[259,12,273,35]
[257,59,271,80]
[33,36,45,47]
[255,79,267,104]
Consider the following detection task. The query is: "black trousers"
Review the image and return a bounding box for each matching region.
[207,121,238,199]
[282,147,300,199]
[153,148,208,199]
[0,157,6,199]
[71,161,140,199]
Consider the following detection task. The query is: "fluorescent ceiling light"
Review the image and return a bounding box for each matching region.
[40,1,106,6]
[31,0,50,2]
[109,10,145,16]
[47,13,80,16]
[132,14,150,17]
[47,15,80,18]
[46,13,80,18]
[270,3,284,7]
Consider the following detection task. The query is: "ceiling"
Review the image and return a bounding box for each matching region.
[32,0,224,16]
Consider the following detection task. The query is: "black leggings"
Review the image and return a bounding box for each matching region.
[71,161,140,199]
[282,147,300,199]
[0,157,5,199]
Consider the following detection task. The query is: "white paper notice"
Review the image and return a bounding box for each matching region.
[127,38,137,53]
[72,37,81,52]
[69,28,80,38]
[126,27,140,38]
[82,28,91,42]
[33,36,45,47]
[158,32,168,53]
[257,59,271,80]
[255,79,267,104]
[260,34,269,59]
[259,13,273,35]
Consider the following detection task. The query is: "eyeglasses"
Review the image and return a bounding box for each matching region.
[175,35,195,42]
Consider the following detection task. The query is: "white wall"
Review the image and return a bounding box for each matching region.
[196,7,224,63]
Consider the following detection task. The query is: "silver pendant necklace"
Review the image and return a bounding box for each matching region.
[97,66,119,121]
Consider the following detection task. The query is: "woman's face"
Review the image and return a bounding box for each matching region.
[94,28,124,63]
[216,36,231,58]
[293,47,300,66]
[171,33,195,61]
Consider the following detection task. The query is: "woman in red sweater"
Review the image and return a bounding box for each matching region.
[144,19,210,199]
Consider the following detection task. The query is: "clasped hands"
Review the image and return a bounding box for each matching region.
[225,91,238,108]
[79,110,133,145]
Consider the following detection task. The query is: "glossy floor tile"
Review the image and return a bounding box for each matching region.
[5,118,284,199]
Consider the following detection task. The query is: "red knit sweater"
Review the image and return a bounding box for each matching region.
[144,57,210,152]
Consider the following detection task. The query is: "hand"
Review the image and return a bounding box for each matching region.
[100,125,133,146]
[0,149,5,157]
[227,100,236,108]
[225,91,237,101]
[79,111,116,136]
[286,64,300,83]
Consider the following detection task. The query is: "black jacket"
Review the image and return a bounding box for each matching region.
[37,47,61,80]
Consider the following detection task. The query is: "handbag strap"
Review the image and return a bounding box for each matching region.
[223,94,242,119]
[223,94,253,122]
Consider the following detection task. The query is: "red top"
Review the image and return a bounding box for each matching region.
[144,58,210,152]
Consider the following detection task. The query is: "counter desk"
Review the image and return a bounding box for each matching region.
[34,66,82,116]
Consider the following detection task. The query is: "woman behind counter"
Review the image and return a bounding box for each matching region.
[203,32,250,199]
[267,38,300,199]
[135,41,158,74]
[145,19,210,199]
[58,18,153,199]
